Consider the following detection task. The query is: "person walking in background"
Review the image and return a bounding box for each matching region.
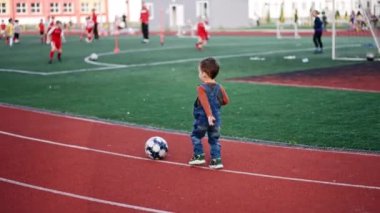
[13,20,21,43]
[140,4,150,43]
[5,18,14,47]
[312,10,323,54]
[38,19,45,44]
[92,9,99,39]
[322,11,328,31]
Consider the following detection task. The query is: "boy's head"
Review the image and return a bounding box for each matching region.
[199,57,220,80]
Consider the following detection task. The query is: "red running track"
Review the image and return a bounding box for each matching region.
[0,104,380,212]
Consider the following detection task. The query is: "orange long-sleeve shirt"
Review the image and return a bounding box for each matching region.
[197,83,229,117]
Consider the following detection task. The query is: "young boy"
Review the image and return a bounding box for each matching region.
[47,20,65,64]
[189,57,229,169]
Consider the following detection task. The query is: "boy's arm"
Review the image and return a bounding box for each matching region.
[220,86,230,106]
[197,86,215,125]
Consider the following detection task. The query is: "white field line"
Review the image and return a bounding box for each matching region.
[2,103,379,158]
[0,177,172,213]
[0,42,342,76]
[0,42,274,76]
[1,130,380,191]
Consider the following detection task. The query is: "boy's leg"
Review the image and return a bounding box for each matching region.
[207,126,221,159]
[189,123,207,165]
[208,126,223,169]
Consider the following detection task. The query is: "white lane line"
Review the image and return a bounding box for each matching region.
[0,177,172,213]
[1,130,379,191]
[1,103,379,158]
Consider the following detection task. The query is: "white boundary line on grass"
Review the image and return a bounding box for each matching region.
[0,177,172,213]
[0,43,359,76]
[1,130,380,191]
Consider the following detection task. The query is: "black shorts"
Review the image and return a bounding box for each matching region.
[40,31,44,35]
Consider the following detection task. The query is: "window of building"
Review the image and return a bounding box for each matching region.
[31,2,41,13]
[63,2,73,13]
[93,2,102,13]
[50,2,59,13]
[196,1,209,19]
[0,2,6,14]
[16,2,27,14]
[81,2,89,13]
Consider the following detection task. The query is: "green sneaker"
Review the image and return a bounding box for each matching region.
[209,158,223,169]
[189,154,206,165]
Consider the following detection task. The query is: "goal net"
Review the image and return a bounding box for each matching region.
[332,0,380,60]
[276,21,301,39]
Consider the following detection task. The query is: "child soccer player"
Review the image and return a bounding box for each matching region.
[47,20,65,64]
[312,10,323,53]
[189,57,229,169]
[195,17,209,51]
[38,19,45,44]
[85,16,94,43]
[0,20,6,39]
[5,18,14,47]
[13,20,20,43]
[46,16,55,44]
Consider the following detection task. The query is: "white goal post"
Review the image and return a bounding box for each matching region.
[276,21,301,39]
[332,0,380,61]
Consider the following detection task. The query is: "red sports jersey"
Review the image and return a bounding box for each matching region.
[39,23,44,32]
[86,20,94,33]
[92,12,97,23]
[140,7,149,24]
[197,22,208,40]
[1,23,5,30]
[50,27,62,43]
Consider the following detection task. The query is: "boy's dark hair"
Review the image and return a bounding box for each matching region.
[200,57,220,79]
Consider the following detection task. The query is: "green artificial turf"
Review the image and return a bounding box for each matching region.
[1,35,379,151]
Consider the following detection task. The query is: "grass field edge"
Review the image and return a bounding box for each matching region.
[1,102,379,156]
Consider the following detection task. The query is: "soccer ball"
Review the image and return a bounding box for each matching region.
[89,53,98,61]
[145,136,168,160]
[366,52,375,61]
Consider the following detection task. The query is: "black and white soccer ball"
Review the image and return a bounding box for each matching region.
[89,53,98,61]
[145,136,168,160]
[366,52,375,61]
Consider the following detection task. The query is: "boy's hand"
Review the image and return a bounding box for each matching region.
[208,116,216,126]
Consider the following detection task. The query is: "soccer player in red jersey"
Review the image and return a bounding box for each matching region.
[85,16,94,43]
[195,17,209,51]
[0,20,6,40]
[47,20,65,64]
[38,19,45,44]
[46,16,55,44]
[92,9,99,39]
[140,4,150,43]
